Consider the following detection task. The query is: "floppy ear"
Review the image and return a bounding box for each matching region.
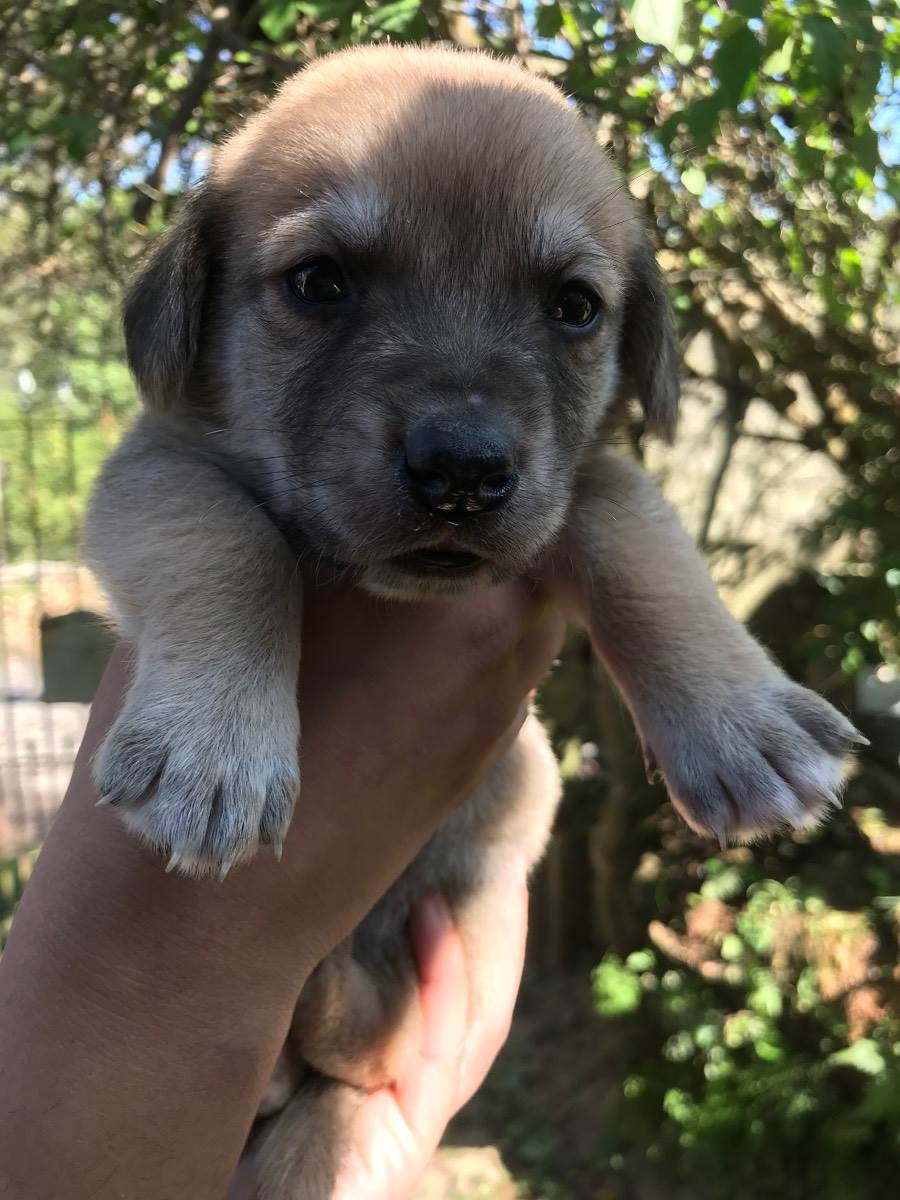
[123,187,211,409]
[619,234,679,442]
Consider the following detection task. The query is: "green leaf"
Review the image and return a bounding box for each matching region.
[763,37,795,78]
[765,11,794,52]
[366,0,426,35]
[804,15,847,92]
[681,94,721,149]
[49,113,100,160]
[259,0,300,41]
[629,0,684,53]
[852,126,880,175]
[732,0,763,16]
[700,865,746,902]
[836,0,875,37]
[849,52,881,129]
[838,247,863,288]
[664,1030,695,1062]
[694,1023,719,1050]
[297,0,360,18]
[721,933,744,961]
[714,26,763,108]
[625,949,655,972]
[748,970,783,1018]
[825,154,859,194]
[559,5,583,50]
[806,124,835,152]
[663,1088,695,1124]
[754,1037,783,1062]
[535,1,564,40]
[6,130,30,156]
[681,166,707,195]
[828,1039,886,1076]
[592,956,642,1017]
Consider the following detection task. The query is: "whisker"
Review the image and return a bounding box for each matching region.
[592,214,647,237]
[572,487,641,520]
[200,424,298,438]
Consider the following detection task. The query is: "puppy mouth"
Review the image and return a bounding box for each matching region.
[390,541,486,575]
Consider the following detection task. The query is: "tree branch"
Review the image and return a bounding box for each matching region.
[132,29,224,224]
[698,387,748,552]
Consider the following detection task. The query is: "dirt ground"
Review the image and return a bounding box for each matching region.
[421,968,637,1200]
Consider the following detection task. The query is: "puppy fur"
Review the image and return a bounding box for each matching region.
[84,45,862,1197]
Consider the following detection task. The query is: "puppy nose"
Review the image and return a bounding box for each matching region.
[404,420,517,517]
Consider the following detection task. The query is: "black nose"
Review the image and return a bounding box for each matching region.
[404,420,518,517]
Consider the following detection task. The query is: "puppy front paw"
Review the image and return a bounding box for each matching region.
[642,679,866,846]
[94,679,299,878]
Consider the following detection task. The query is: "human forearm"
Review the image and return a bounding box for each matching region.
[0,583,563,1200]
[0,650,317,1200]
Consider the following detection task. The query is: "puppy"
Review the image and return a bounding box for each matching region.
[84,46,861,1198]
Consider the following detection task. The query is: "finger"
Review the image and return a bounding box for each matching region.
[455,858,529,1109]
[332,880,529,1200]
[409,893,466,1050]
[397,892,469,1140]
[331,1089,420,1200]
[331,895,471,1200]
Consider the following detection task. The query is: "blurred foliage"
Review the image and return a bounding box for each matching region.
[590,772,900,1200]
[0,849,36,947]
[1,1,899,1196]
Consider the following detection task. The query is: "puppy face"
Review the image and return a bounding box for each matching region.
[125,47,677,597]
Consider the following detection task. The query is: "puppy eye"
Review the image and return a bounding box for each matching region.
[286,258,348,305]
[548,283,600,329]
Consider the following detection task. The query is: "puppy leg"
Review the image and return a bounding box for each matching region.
[84,413,302,876]
[256,936,418,1200]
[290,936,421,1092]
[553,451,864,844]
[255,1074,361,1200]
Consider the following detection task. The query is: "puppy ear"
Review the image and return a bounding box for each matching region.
[619,235,679,442]
[123,187,211,409]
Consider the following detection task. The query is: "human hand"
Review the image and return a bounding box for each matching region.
[228,860,528,1200]
[275,579,562,952]
[0,580,557,1200]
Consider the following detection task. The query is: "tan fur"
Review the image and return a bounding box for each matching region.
[84,45,861,1198]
